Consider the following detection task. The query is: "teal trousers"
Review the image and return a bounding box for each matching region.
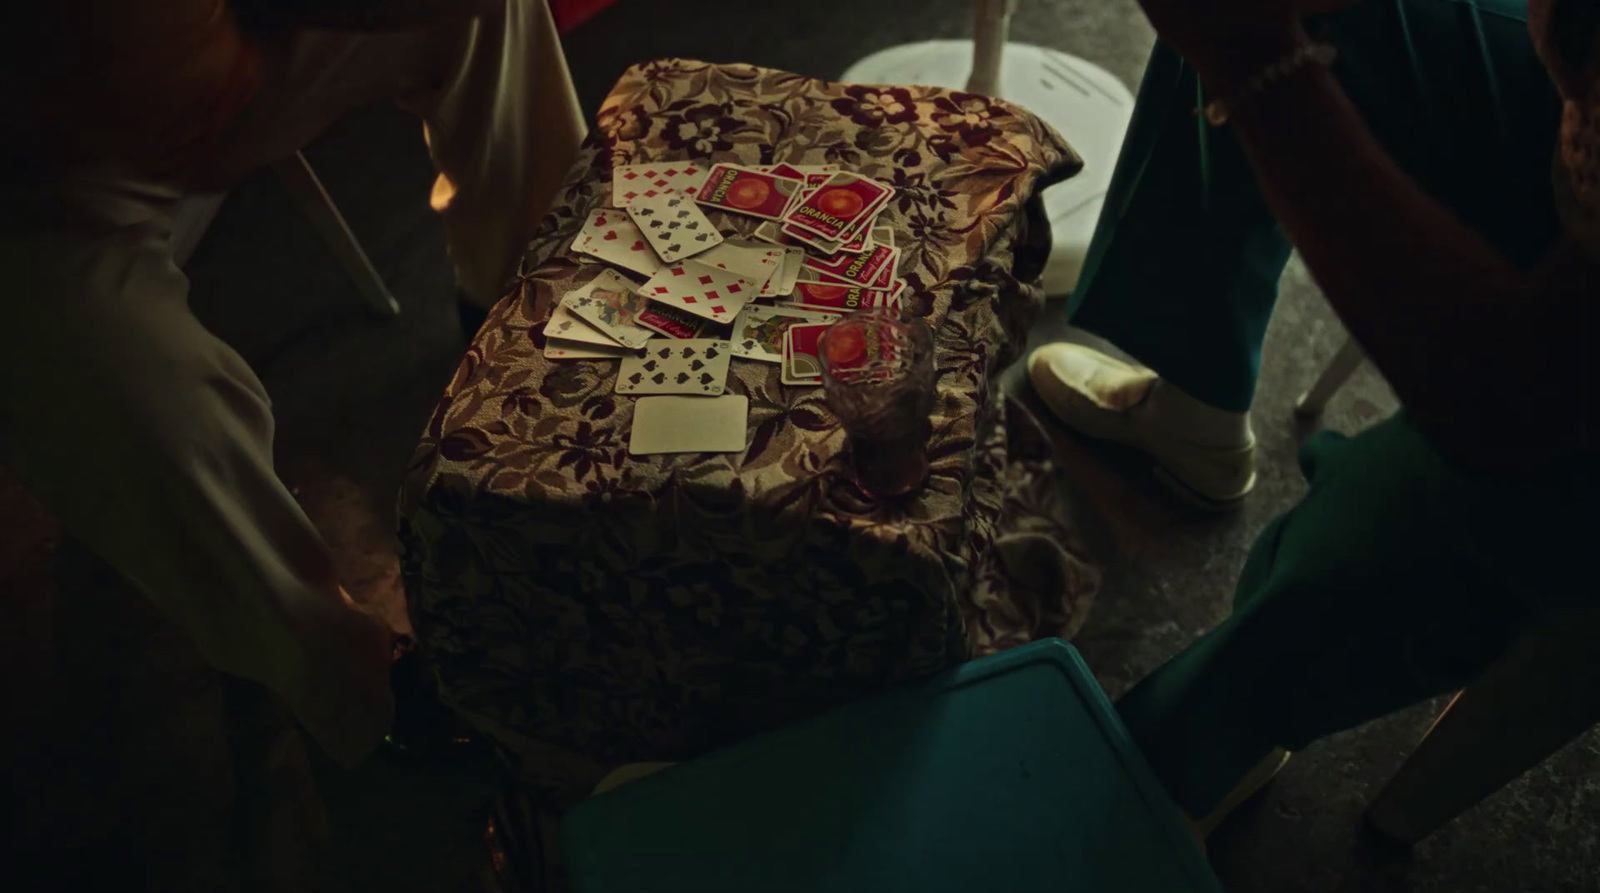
[1093,0,1593,816]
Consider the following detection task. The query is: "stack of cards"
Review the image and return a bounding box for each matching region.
[786,280,903,315]
[779,172,894,254]
[782,322,832,386]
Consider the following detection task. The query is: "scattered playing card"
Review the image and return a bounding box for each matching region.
[784,172,892,241]
[627,193,723,263]
[787,279,901,314]
[637,301,712,339]
[629,395,749,455]
[695,240,785,285]
[544,338,642,361]
[639,259,758,323]
[564,269,653,349]
[731,303,836,363]
[751,219,797,247]
[573,208,663,278]
[612,162,709,208]
[802,244,900,288]
[695,164,805,220]
[543,302,622,347]
[780,221,845,253]
[782,322,830,385]
[617,339,733,396]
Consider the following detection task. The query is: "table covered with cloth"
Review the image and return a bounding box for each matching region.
[398,59,1100,793]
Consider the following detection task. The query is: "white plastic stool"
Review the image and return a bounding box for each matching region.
[840,0,1135,296]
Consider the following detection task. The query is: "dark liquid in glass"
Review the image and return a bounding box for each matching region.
[849,421,931,498]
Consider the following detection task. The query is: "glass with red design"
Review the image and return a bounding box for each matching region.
[818,311,935,498]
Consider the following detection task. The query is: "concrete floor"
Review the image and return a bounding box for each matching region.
[3,0,1597,890]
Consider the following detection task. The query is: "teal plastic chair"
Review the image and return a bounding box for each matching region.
[561,639,1221,893]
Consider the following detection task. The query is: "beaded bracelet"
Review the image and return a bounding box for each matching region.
[1198,42,1339,126]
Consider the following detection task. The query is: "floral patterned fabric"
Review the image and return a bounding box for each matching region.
[398,60,1098,794]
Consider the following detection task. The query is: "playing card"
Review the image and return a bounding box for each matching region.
[639,259,758,323]
[573,208,664,277]
[695,164,804,220]
[769,163,808,180]
[777,247,806,294]
[629,395,749,455]
[784,173,892,241]
[782,323,830,385]
[617,339,733,396]
[544,338,642,361]
[869,263,897,290]
[544,305,615,349]
[835,216,891,254]
[802,244,900,288]
[628,193,723,263]
[780,221,845,253]
[751,219,797,247]
[637,301,712,339]
[731,303,836,363]
[787,279,901,314]
[695,240,785,285]
[612,162,710,208]
[564,270,653,349]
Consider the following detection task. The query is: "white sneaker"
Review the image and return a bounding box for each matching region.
[1027,342,1257,508]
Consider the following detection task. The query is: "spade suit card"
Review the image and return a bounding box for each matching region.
[627,192,723,263]
[616,339,733,396]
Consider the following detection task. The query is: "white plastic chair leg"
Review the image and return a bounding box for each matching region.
[967,0,1019,95]
[1295,335,1364,417]
[271,151,401,319]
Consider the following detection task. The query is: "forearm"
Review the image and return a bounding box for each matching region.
[1200,30,1593,465]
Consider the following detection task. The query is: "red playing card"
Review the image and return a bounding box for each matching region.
[780,221,844,253]
[783,322,830,383]
[788,281,900,314]
[784,173,892,240]
[695,165,804,220]
[638,302,706,339]
[869,262,897,290]
[802,244,899,288]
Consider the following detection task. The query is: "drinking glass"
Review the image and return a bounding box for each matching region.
[818,311,936,497]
